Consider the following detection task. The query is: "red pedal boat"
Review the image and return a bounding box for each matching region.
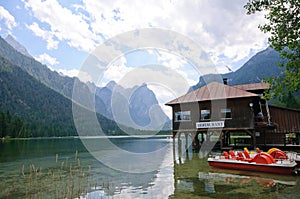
[208,149,297,175]
[260,147,300,167]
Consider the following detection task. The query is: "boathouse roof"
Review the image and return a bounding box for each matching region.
[233,82,269,94]
[166,82,260,105]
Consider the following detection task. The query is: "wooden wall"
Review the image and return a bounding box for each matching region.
[269,105,300,133]
[171,97,258,132]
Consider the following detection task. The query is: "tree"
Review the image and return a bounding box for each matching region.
[244,0,300,99]
[0,112,5,137]
[12,117,24,138]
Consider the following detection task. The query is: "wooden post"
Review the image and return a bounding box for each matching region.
[185,133,188,152]
[246,129,256,150]
[178,132,182,161]
[265,100,271,125]
[191,132,200,151]
[220,131,223,149]
[173,131,176,163]
[252,130,256,150]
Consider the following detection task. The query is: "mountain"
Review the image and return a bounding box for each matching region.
[0,36,84,99]
[223,47,284,85]
[129,84,161,127]
[5,35,32,58]
[190,47,284,90]
[0,54,134,137]
[95,81,116,119]
[0,36,170,132]
[95,81,170,130]
[0,55,75,137]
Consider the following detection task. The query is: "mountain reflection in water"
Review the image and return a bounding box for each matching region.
[1,137,300,198]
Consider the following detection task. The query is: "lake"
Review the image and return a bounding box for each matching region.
[0,136,300,198]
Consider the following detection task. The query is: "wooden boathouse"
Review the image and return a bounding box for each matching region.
[165,81,300,150]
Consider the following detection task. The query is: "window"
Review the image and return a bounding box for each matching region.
[221,108,231,119]
[175,111,191,122]
[201,109,210,120]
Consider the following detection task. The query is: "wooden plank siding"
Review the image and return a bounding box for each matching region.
[269,105,300,133]
[172,97,258,132]
[224,98,255,129]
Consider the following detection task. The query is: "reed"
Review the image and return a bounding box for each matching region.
[1,151,100,199]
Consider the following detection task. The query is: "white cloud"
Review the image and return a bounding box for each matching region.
[57,68,93,83]
[22,0,269,85]
[0,6,17,33]
[26,22,59,49]
[155,50,187,70]
[82,0,268,71]
[24,0,101,52]
[33,54,93,83]
[101,56,134,87]
[153,50,199,85]
[35,53,59,66]
[170,1,268,70]
[57,68,78,77]
[23,0,268,69]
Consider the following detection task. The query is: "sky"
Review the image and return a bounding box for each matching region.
[0,0,269,117]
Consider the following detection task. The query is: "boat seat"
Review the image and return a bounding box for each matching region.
[237,151,246,160]
[223,151,229,159]
[244,150,251,159]
[237,151,253,161]
[229,150,236,159]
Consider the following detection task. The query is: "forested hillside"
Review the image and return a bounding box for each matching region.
[0,56,75,137]
[224,47,284,85]
[0,36,77,99]
[1,36,171,131]
[0,56,128,137]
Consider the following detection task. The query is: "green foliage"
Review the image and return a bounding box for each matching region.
[0,55,128,137]
[0,56,77,137]
[0,111,24,138]
[244,0,300,98]
[272,92,300,109]
[0,37,74,98]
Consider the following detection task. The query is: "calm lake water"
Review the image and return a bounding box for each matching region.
[0,136,300,199]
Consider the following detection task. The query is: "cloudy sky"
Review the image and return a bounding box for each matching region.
[0,0,268,116]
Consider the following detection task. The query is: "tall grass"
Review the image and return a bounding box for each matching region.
[2,151,95,199]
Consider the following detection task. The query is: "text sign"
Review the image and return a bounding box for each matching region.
[196,121,224,129]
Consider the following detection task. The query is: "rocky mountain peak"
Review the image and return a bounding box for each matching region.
[5,35,32,58]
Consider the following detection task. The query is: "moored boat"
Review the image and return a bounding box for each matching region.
[259,147,300,167]
[208,150,297,175]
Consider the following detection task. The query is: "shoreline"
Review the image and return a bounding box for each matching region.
[2,134,172,141]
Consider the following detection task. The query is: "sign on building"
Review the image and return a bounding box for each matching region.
[196,121,224,129]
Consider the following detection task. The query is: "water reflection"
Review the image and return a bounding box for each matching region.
[171,135,300,199]
[198,172,296,193]
[1,137,300,198]
[84,137,175,198]
[0,138,175,198]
